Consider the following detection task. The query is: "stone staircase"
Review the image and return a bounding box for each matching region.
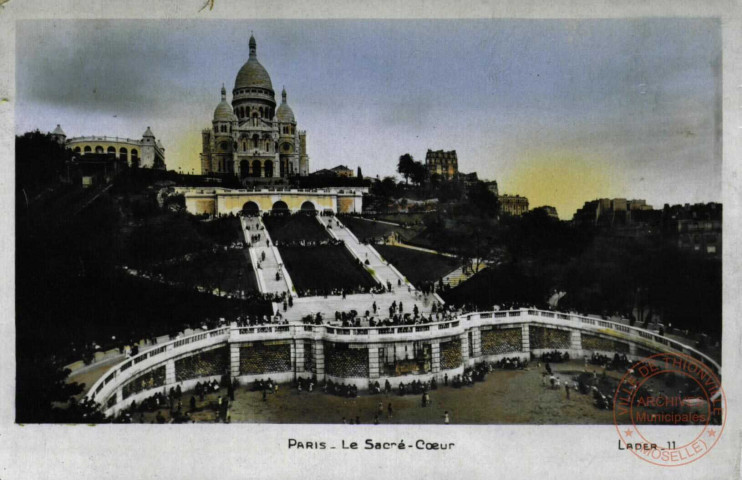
[240,215,295,296]
[441,261,487,288]
[315,215,411,291]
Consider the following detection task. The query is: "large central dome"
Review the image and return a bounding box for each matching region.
[234,35,273,91]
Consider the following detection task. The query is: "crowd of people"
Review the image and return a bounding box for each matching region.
[112,377,237,424]
[235,313,288,327]
[323,379,359,398]
[246,232,263,245]
[588,352,631,371]
[538,350,570,363]
[299,300,462,330]
[294,284,387,298]
[446,363,490,387]
[392,378,438,396]
[296,376,317,392]
[272,238,344,248]
[493,356,527,370]
[251,378,279,395]
[108,344,653,424]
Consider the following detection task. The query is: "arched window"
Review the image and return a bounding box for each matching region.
[95,145,104,154]
[131,149,138,158]
[264,160,273,178]
[259,107,263,118]
[83,146,91,153]
[74,147,81,153]
[252,160,261,177]
[107,146,116,155]
[300,201,316,213]
[119,147,128,161]
[252,134,260,149]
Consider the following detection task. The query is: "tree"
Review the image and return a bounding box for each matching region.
[16,354,108,423]
[16,130,72,197]
[371,176,398,198]
[397,154,416,184]
[410,161,427,186]
[467,181,500,217]
[357,166,363,179]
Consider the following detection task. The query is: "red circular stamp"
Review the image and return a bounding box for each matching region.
[612,352,725,466]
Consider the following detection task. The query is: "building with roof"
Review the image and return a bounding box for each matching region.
[425,149,458,181]
[572,198,653,226]
[200,35,309,183]
[53,124,166,169]
[498,194,529,216]
[484,180,499,197]
[532,205,559,219]
[330,165,354,177]
[310,165,355,178]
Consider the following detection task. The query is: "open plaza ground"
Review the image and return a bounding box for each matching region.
[129,361,621,425]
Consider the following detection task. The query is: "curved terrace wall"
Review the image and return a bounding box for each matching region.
[86,309,720,416]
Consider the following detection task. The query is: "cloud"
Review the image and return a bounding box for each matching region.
[15,19,722,214]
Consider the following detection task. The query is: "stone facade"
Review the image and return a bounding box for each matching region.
[60,125,166,169]
[425,149,458,181]
[88,310,719,416]
[499,194,529,216]
[180,187,366,216]
[200,35,309,182]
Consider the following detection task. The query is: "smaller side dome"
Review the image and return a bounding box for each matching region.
[276,87,295,123]
[213,85,236,122]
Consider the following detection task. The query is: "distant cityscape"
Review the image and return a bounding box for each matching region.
[50,118,723,246]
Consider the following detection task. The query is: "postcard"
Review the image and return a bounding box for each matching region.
[1,1,740,479]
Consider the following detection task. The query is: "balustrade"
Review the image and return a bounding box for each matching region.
[86,308,720,415]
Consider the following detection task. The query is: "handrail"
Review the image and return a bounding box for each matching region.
[68,136,143,144]
[85,326,231,405]
[85,309,720,413]
[462,309,720,372]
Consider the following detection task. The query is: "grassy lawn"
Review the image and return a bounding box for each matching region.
[278,245,377,295]
[153,249,258,293]
[368,212,435,226]
[194,216,243,245]
[263,214,331,243]
[123,214,242,267]
[339,215,422,242]
[375,245,460,286]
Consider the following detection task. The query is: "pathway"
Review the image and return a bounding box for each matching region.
[240,215,295,296]
[316,215,409,291]
[266,215,446,322]
[441,262,487,288]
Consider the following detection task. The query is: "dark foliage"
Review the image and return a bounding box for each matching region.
[15,133,271,422]
[440,211,721,336]
[16,131,71,197]
[290,176,370,189]
[375,245,460,287]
